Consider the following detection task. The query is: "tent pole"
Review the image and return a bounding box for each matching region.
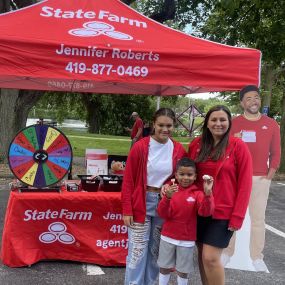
[156,96,161,110]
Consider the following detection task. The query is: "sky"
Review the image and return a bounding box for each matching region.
[187,92,219,100]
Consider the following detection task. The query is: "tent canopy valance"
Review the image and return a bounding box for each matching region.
[0,0,261,96]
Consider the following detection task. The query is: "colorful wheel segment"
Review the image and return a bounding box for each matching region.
[8,124,72,188]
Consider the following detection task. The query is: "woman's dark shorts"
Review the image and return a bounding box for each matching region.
[197,216,234,248]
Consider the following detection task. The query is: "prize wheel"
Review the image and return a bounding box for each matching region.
[8,124,73,188]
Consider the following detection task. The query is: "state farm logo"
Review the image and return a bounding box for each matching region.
[39,222,75,244]
[69,21,133,40]
[186,197,195,202]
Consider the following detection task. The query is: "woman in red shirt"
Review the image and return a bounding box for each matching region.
[188,105,252,285]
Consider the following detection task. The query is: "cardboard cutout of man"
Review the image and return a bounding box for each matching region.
[124,112,144,147]
[222,85,281,272]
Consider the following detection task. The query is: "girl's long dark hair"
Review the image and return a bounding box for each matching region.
[196,105,232,162]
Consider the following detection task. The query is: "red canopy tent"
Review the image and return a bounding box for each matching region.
[0,0,261,96]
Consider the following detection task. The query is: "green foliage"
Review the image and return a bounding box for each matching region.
[32,92,157,135]
[277,70,285,172]
[31,92,85,123]
[136,0,207,30]
[200,0,285,67]
[89,94,155,135]
[90,94,178,135]
[197,0,285,172]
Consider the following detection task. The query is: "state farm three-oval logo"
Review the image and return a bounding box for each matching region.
[39,222,75,244]
[69,21,133,40]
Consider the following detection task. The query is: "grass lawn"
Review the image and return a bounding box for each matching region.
[60,128,192,157]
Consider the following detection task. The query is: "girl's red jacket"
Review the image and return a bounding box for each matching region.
[121,136,187,223]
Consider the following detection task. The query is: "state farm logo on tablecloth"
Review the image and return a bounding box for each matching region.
[39,222,75,244]
[69,21,133,40]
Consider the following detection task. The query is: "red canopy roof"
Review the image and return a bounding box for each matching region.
[0,0,261,95]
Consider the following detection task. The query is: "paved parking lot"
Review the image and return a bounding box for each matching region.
[0,181,284,285]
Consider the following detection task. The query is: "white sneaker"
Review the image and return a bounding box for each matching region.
[252,259,269,273]
[220,253,231,267]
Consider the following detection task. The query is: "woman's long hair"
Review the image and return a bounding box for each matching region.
[196,105,232,162]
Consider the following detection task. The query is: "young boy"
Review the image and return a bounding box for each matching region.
[157,157,214,285]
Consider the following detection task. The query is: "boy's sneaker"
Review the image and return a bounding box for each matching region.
[252,259,269,273]
[220,253,231,267]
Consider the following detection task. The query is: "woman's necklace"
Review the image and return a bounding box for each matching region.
[243,112,261,121]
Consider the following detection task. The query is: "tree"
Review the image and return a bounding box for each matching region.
[281,91,285,172]
[198,0,285,172]
[35,92,155,135]
[0,88,44,162]
[273,71,285,172]
[135,0,209,30]
[32,91,85,123]
[0,1,46,162]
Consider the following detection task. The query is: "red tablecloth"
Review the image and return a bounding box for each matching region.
[1,189,128,267]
